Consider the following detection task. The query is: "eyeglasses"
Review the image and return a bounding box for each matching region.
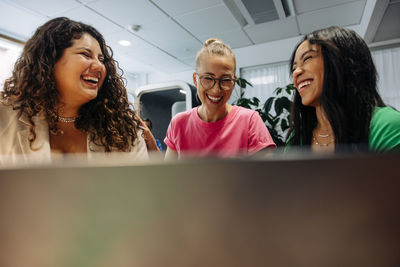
[196,73,236,90]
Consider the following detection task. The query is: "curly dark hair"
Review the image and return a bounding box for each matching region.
[1,17,141,152]
[287,26,385,151]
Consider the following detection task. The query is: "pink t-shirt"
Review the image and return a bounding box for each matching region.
[164,105,276,157]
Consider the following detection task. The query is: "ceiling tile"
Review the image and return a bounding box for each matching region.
[0,1,47,40]
[199,28,253,49]
[244,17,299,44]
[87,0,167,27]
[52,6,122,36]
[125,41,167,62]
[297,0,366,34]
[79,0,100,4]
[0,0,380,77]
[134,16,201,58]
[113,51,157,73]
[157,60,192,74]
[125,45,192,74]
[6,0,80,17]
[373,2,400,42]
[152,0,222,17]
[162,40,201,60]
[293,0,359,14]
[180,56,196,69]
[175,4,242,37]
[105,30,153,54]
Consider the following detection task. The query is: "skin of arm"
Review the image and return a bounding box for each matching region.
[164,147,178,160]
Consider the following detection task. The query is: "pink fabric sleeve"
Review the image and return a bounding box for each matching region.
[248,112,276,153]
[164,117,177,151]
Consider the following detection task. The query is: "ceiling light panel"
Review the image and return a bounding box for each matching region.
[118,40,131,46]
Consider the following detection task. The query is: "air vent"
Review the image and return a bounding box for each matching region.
[373,0,400,42]
[241,0,279,24]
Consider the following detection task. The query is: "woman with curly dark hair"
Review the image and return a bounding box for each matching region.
[0,17,152,162]
[287,26,400,153]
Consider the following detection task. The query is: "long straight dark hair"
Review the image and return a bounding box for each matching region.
[287,26,385,151]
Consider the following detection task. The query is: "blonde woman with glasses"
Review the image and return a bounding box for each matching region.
[164,38,275,159]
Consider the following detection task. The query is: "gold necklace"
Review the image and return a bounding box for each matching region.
[317,133,330,138]
[313,134,334,146]
[58,115,77,123]
[315,127,331,138]
[49,110,77,123]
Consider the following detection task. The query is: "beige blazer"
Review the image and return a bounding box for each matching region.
[0,103,148,165]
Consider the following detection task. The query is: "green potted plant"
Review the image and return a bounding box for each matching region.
[233,78,295,146]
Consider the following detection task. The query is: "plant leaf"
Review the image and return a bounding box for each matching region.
[263,97,274,113]
[279,96,293,112]
[236,98,252,109]
[266,126,284,146]
[286,83,296,94]
[275,87,283,95]
[265,115,275,127]
[274,98,284,115]
[281,119,289,132]
[236,77,253,88]
[251,97,260,107]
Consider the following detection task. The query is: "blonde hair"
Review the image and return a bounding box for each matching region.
[195,38,236,72]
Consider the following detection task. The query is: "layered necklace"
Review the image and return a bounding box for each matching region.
[50,111,77,123]
[312,128,334,147]
[58,115,77,123]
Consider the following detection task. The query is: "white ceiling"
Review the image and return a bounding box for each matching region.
[0,0,398,76]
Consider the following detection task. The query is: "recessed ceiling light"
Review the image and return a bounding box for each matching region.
[118,40,131,46]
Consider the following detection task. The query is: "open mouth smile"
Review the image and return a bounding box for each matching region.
[82,74,100,88]
[207,94,223,103]
[297,79,313,93]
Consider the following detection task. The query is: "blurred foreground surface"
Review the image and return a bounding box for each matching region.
[0,152,399,267]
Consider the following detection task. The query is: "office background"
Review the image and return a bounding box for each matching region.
[1,0,399,108]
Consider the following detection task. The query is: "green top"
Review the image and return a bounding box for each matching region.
[285,106,400,152]
[369,106,400,151]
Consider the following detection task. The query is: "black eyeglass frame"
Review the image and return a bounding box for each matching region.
[195,73,237,91]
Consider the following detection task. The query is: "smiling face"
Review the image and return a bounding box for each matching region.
[292,40,325,107]
[193,55,236,113]
[54,33,107,109]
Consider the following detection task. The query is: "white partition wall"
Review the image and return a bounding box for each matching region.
[134,81,199,150]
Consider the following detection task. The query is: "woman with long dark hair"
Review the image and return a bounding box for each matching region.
[0,17,151,163]
[287,26,400,153]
